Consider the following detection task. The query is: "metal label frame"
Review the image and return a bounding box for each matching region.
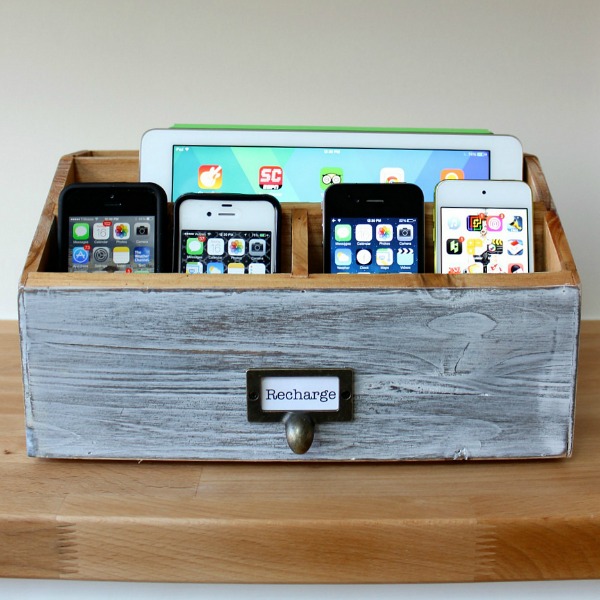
[246,368,354,423]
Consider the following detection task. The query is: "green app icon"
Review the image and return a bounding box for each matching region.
[320,167,343,190]
[72,222,90,241]
[186,237,204,255]
[335,223,352,242]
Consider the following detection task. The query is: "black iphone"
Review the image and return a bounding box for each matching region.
[58,182,167,273]
[323,183,425,274]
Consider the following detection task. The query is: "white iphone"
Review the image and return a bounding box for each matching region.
[434,180,534,274]
[175,194,281,274]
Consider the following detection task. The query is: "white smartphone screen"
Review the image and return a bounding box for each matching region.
[439,206,532,274]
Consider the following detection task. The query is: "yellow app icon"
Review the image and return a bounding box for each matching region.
[466,238,483,255]
[227,262,245,274]
[441,168,465,180]
[113,246,130,264]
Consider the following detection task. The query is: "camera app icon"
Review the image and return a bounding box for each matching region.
[135,223,150,236]
[397,224,414,241]
[248,238,266,257]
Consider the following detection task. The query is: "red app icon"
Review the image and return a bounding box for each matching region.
[508,263,525,273]
[259,166,283,190]
[198,165,222,189]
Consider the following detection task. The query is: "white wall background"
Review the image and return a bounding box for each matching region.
[1,0,599,597]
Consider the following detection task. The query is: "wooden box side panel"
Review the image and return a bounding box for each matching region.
[20,285,579,461]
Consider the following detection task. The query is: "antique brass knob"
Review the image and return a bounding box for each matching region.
[284,413,315,454]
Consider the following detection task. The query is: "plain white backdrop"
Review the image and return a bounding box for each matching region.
[1,0,599,597]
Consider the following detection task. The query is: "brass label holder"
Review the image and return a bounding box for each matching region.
[246,368,354,454]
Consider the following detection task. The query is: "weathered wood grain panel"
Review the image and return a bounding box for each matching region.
[19,284,579,460]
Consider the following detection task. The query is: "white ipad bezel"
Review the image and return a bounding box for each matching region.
[140,128,523,201]
[434,179,534,274]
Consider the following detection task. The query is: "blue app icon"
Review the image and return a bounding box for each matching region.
[72,246,89,264]
[334,248,352,266]
[134,246,151,264]
[207,262,224,274]
[447,217,461,230]
[507,216,523,232]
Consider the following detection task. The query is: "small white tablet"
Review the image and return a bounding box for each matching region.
[140,127,523,202]
[434,179,534,274]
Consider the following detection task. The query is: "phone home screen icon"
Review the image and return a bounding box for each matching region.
[72,223,89,241]
[334,224,352,242]
[207,262,224,274]
[186,262,203,274]
[335,248,352,266]
[248,263,266,274]
[376,224,393,242]
[93,223,110,240]
[113,223,130,240]
[134,247,151,265]
[356,249,372,265]
[397,248,414,266]
[92,247,109,263]
[376,248,394,266]
[113,247,130,264]
[187,238,204,255]
[135,223,151,236]
[248,239,266,257]
[207,238,224,256]
[72,246,89,264]
[355,224,372,242]
[397,224,413,241]
[228,238,245,256]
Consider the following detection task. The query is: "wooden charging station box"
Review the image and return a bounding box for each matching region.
[18,151,581,460]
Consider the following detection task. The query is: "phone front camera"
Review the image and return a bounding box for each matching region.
[482,190,487,195]
[207,211,212,217]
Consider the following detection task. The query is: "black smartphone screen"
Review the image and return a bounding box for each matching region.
[58,183,167,273]
[323,183,425,274]
[66,214,157,273]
